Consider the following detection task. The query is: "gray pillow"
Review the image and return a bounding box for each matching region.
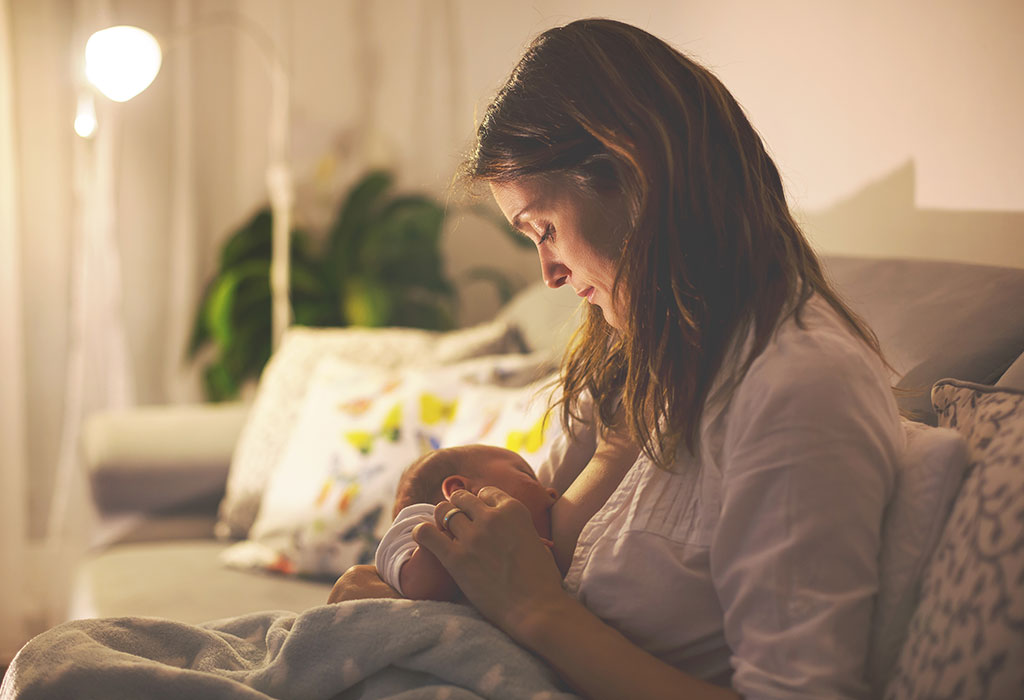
[825,256,1024,423]
[885,379,1024,699]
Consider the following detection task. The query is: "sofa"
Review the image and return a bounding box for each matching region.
[70,254,1024,698]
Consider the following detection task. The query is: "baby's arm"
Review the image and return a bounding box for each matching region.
[376,503,461,602]
[398,545,460,601]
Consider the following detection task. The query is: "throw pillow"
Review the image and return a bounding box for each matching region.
[215,319,524,540]
[442,375,562,474]
[221,353,558,579]
[866,419,968,694]
[885,380,1024,699]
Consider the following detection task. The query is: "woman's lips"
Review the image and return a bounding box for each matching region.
[577,286,595,302]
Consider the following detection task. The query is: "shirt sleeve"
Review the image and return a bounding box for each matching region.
[710,330,902,699]
[374,503,436,595]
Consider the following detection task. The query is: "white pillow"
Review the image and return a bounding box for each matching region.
[215,319,524,540]
[221,353,558,578]
[886,380,1024,699]
[866,419,968,693]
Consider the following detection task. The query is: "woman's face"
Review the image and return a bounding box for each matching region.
[490,177,626,330]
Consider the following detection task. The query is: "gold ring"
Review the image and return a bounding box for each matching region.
[442,507,465,533]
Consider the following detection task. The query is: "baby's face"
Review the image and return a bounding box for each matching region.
[465,449,559,540]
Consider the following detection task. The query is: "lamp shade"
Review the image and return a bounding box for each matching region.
[85,26,162,102]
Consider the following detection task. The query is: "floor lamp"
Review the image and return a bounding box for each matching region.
[83,20,294,350]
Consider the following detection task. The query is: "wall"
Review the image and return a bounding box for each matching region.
[10,0,1023,533]
[220,0,1023,328]
[11,0,74,536]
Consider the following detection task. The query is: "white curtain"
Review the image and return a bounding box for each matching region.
[47,0,136,560]
[165,0,201,403]
[0,0,141,659]
[0,0,30,665]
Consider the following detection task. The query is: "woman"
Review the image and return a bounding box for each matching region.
[332,18,902,699]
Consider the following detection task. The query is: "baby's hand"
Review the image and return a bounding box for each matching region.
[327,564,401,604]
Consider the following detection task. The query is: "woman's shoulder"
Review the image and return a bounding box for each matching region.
[751,295,887,385]
[714,294,903,484]
[727,295,898,429]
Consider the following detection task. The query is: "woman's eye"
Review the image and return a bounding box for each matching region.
[538,224,554,244]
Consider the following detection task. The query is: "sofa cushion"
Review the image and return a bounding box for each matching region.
[216,320,525,540]
[885,380,1024,699]
[72,540,331,624]
[83,402,249,514]
[824,257,1024,423]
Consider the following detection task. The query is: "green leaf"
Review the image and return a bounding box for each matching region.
[190,169,467,400]
[390,298,456,330]
[186,281,214,359]
[343,276,393,327]
[205,272,240,350]
[204,260,274,350]
[203,360,239,402]
[327,171,394,279]
[221,208,273,268]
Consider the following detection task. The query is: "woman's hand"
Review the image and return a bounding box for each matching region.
[327,564,401,604]
[412,487,572,644]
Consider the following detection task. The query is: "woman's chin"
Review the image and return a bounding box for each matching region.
[599,308,622,331]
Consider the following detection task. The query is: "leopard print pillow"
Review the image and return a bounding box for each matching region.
[885,379,1024,699]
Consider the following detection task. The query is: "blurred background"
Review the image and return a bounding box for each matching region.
[2,0,1022,662]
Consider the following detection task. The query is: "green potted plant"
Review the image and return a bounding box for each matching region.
[188,170,505,401]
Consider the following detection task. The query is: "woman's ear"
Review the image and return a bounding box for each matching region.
[441,475,468,500]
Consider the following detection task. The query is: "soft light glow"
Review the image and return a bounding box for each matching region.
[85,26,162,102]
[74,93,97,138]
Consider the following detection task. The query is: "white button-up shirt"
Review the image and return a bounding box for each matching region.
[542,295,903,699]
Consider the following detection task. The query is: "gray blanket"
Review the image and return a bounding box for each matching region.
[0,599,578,700]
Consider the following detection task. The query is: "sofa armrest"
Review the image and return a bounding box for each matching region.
[82,402,250,514]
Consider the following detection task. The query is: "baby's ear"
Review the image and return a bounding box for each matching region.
[441,475,468,500]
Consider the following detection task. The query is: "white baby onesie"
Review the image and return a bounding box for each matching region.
[374,503,435,595]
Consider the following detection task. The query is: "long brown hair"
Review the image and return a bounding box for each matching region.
[463,18,884,466]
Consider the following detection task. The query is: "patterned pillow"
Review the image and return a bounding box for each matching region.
[215,319,524,540]
[220,353,558,579]
[441,377,563,474]
[884,380,1024,699]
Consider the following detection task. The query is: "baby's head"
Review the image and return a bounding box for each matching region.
[394,445,558,540]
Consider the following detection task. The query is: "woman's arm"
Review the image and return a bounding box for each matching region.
[413,488,739,700]
[550,417,639,573]
[522,594,739,700]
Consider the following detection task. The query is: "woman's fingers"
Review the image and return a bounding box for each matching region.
[472,485,513,507]
[448,486,512,512]
[412,519,458,566]
[434,487,511,537]
[434,501,471,537]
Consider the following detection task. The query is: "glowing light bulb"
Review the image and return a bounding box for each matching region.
[74,93,97,138]
[85,26,162,102]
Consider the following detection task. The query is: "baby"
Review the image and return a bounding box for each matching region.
[374,444,559,601]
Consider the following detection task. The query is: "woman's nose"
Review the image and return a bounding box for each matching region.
[539,249,569,289]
